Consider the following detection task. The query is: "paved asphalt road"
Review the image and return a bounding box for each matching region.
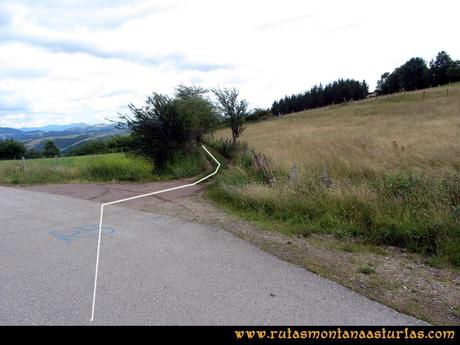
[0,187,426,325]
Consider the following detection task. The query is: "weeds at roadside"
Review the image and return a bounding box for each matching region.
[358,265,376,275]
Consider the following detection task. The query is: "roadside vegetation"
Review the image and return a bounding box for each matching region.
[0,85,234,185]
[210,83,460,267]
[65,135,133,156]
[1,51,459,324]
[118,85,218,170]
[0,153,156,184]
[1,52,459,263]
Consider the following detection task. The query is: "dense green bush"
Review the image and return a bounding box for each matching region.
[162,149,209,179]
[24,149,43,159]
[83,154,153,181]
[0,139,26,160]
[43,140,60,157]
[203,137,246,160]
[66,135,133,156]
[119,85,218,170]
[246,108,272,122]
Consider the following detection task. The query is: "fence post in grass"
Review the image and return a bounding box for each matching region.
[422,90,425,100]
[251,150,261,170]
[262,154,276,184]
[55,155,58,169]
[320,163,333,188]
[289,163,298,184]
[21,156,26,172]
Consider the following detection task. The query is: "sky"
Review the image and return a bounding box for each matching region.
[0,0,459,128]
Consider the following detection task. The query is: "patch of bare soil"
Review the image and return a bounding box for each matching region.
[23,181,460,325]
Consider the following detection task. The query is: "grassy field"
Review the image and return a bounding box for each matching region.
[212,83,460,266]
[0,151,209,185]
[0,153,157,184]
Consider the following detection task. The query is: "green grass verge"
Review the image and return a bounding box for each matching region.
[0,153,157,184]
[0,150,210,185]
[207,158,460,267]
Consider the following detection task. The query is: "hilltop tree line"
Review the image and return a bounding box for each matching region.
[0,139,60,160]
[3,50,458,163]
[376,51,460,95]
[271,79,369,115]
[271,50,460,114]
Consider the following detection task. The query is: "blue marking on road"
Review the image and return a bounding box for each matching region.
[49,225,115,243]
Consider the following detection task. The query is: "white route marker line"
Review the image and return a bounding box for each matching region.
[90,145,221,321]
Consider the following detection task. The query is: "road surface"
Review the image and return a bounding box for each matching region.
[0,186,426,325]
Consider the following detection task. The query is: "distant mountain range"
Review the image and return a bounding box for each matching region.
[0,122,128,154]
[20,123,89,132]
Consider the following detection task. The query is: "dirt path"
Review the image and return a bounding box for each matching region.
[22,181,460,325]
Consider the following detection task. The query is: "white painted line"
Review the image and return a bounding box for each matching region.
[90,145,221,321]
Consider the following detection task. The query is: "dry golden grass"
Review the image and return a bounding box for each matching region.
[209,84,460,324]
[217,84,460,177]
[210,83,460,267]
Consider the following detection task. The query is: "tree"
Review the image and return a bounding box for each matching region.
[272,79,369,113]
[25,149,42,159]
[430,51,453,86]
[398,57,430,91]
[0,139,26,160]
[376,72,390,95]
[212,87,249,143]
[376,51,459,95]
[271,100,279,116]
[247,108,272,122]
[447,60,460,83]
[43,140,60,157]
[119,85,217,169]
[174,84,208,100]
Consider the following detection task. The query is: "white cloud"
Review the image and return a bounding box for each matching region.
[0,0,459,127]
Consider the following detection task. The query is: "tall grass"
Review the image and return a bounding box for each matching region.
[0,149,210,185]
[212,84,460,266]
[0,153,157,184]
[162,149,209,179]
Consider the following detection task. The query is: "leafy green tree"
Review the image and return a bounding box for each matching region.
[25,149,42,159]
[174,84,208,100]
[212,87,249,143]
[66,135,134,156]
[43,140,60,157]
[377,51,459,95]
[430,51,453,86]
[0,139,26,160]
[247,108,272,122]
[119,85,217,169]
[447,60,460,83]
[398,57,430,91]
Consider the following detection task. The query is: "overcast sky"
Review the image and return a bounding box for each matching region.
[1,0,459,128]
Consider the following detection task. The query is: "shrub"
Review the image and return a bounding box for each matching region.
[25,149,43,159]
[119,86,218,169]
[66,135,134,156]
[43,140,60,157]
[162,149,208,179]
[83,154,153,181]
[0,139,26,160]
